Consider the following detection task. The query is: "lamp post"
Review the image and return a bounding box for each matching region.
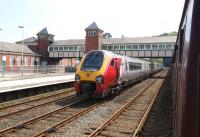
[18,26,24,76]
[77,46,79,63]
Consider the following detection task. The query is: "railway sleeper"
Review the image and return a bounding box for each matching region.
[100,130,132,137]
[44,117,63,122]
[53,114,70,119]
[105,125,134,134]
[112,120,138,128]
[118,116,140,121]
[122,111,144,116]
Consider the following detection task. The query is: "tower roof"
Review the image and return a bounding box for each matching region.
[37,27,48,35]
[85,22,103,31]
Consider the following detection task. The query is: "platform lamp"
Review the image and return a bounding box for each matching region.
[18,26,24,76]
[76,46,79,66]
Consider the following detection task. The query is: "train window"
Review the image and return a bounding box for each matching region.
[129,62,133,71]
[129,62,142,71]
[149,63,154,70]
[81,51,104,71]
[111,59,114,66]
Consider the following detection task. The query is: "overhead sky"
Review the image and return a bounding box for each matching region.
[0,0,184,43]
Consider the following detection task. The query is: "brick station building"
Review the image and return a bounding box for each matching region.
[0,22,176,69]
[0,41,40,71]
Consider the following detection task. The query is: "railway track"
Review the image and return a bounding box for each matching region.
[87,71,166,137]
[0,88,75,120]
[0,71,166,137]
[0,97,102,137]
[0,88,74,110]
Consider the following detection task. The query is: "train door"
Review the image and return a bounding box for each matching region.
[114,58,121,83]
[115,61,119,81]
[108,58,117,86]
[119,57,126,83]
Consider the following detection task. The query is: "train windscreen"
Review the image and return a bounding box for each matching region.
[81,51,104,71]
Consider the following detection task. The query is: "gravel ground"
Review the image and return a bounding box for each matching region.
[0,92,78,131]
[47,79,154,137]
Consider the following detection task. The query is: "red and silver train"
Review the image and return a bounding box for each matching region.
[74,50,162,98]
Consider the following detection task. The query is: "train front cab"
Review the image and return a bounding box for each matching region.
[74,50,121,98]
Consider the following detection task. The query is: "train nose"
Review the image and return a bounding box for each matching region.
[81,82,96,95]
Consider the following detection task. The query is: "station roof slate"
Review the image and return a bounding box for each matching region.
[85,22,100,30]
[0,41,39,55]
[37,27,48,35]
[52,39,85,46]
[102,36,177,44]
[16,37,38,46]
[50,36,176,46]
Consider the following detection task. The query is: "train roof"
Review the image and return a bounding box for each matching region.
[86,50,162,65]
[87,50,151,63]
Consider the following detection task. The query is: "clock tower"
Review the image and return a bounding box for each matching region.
[85,22,103,53]
[37,27,54,64]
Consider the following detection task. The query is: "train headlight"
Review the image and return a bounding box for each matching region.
[96,75,103,84]
[75,74,80,82]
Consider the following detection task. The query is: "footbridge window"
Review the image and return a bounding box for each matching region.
[152,44,159,50]
[132,45,138,50]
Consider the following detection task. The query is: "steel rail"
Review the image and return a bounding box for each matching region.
[88,71,165,137]
[0,93,76,119]
[0,98,85,135]
[0,88,73,111]
[132,77,165,137]
[32,101,102,137]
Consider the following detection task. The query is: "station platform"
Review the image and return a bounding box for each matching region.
[0,73,75,93]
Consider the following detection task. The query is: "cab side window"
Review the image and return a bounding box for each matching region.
[111,59,114,66]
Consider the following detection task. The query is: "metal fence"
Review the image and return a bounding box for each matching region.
[0,65,76,78]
